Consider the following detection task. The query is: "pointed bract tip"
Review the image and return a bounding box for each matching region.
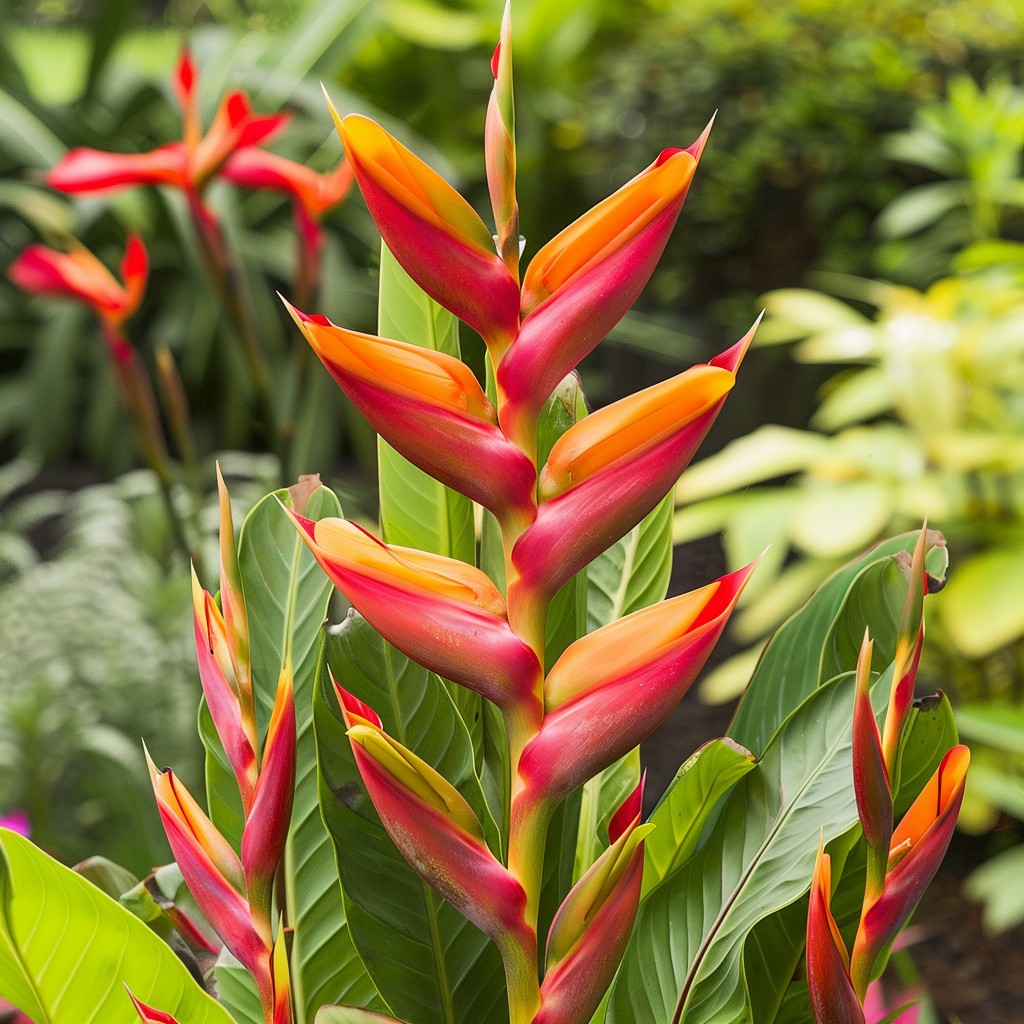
[332,673,382,729]
[710,313,762,374]
[685,112,717,162]
[321,83,345,136]
[609,771,646,843]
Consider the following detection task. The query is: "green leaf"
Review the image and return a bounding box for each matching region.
[956,703,1024,757]
[317,614,506,1024]
[587,493,673,632]
[607,676,863,1024]
[965,844,1024,933]
[0,829,233,1024]
[317,1008,406,1023]
[376,242,474,565]
[730,532,943,757]
[938,544,1024,659]
[73,857,138,900]
[214,949,263,1024]
[642,738,756,897]
[201,482,374,1023]
[675,427,829,504]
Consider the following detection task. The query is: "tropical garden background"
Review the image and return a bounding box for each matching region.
[2,0,1023,1019]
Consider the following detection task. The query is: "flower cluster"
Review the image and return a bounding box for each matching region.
[807,532,969,1023]
[279,10,756,1024]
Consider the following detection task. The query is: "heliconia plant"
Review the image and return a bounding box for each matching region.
[0,7,965,1024]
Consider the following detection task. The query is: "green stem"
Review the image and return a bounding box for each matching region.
[104,328,201,572]
[187,194,282,463]
[497,929,542,1024]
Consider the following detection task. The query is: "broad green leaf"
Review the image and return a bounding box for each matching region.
[73,857,137,900]
[587,493,673,632]
[375,242,496,837]
[642,738,756,896]
[376,242,474,565]
[956,703,1024,757]
[317,1009,405,1024]
[214,949,263,1024]
[730,532,944,757]
[202,482,374,1024]
[0,829,233,1024]
[317,615,506,1024]
[965,844,1024,933]
[675,427,829,504]
[938,544,1024,659]
[743,899,807,1024]
[574,748,642,884]
[608,676,863,1024]
[762,289,870,332]
[790,481,895,559]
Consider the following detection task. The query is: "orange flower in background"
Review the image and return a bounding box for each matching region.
[8,234,148,331]
[48,49,288,199]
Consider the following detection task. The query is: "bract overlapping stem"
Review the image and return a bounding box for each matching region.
[290,14,753,1024]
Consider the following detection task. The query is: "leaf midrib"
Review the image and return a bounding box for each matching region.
[673,691,850,1023]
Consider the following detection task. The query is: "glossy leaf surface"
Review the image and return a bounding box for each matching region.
[317,614,505,1024]
[0,829,233,1024]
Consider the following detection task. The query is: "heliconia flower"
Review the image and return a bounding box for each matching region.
[327,103,521,352]
[241,665,296,935]
[8,234,148,330]
[536,780,652,1024]
[223,148,354,265]
[339,686,531,946]
[284,303,536,529]
[518,562,755,800]
[146,752,269,978]
[485,2,518,273]
[127,991,183,1024]
[289,513,543,709]
[47,48,288,199]
[852,631,892,904]
[881,528,929,773]
[851,745,969,996]
[214,466,254,729]
[512,330,751,604]
[495,119,712,443]
[807,841,866,1024]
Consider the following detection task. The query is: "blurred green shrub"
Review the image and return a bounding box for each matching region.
[0,454,277,873]
[671,73,1024,925]
[585,0,1024,329]
[0,11,383,475]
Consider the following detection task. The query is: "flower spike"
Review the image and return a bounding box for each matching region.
[145,752,270,979]
[289,513,543,710]
[513,328,752,603]
[241,664,296,938]
[285,303,536,529]
[807,841,865,1024]
[852,631,892,904]
[881,527,929,773]
[536,781,652,1024]
[340,687,531,945]
[519,563,755,800]
[486,2,519,275]
[9,234,148,330]
[127,991,183,1024]
[330,105,521,352]
[497,125,710,440]
[851,745,969,997]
